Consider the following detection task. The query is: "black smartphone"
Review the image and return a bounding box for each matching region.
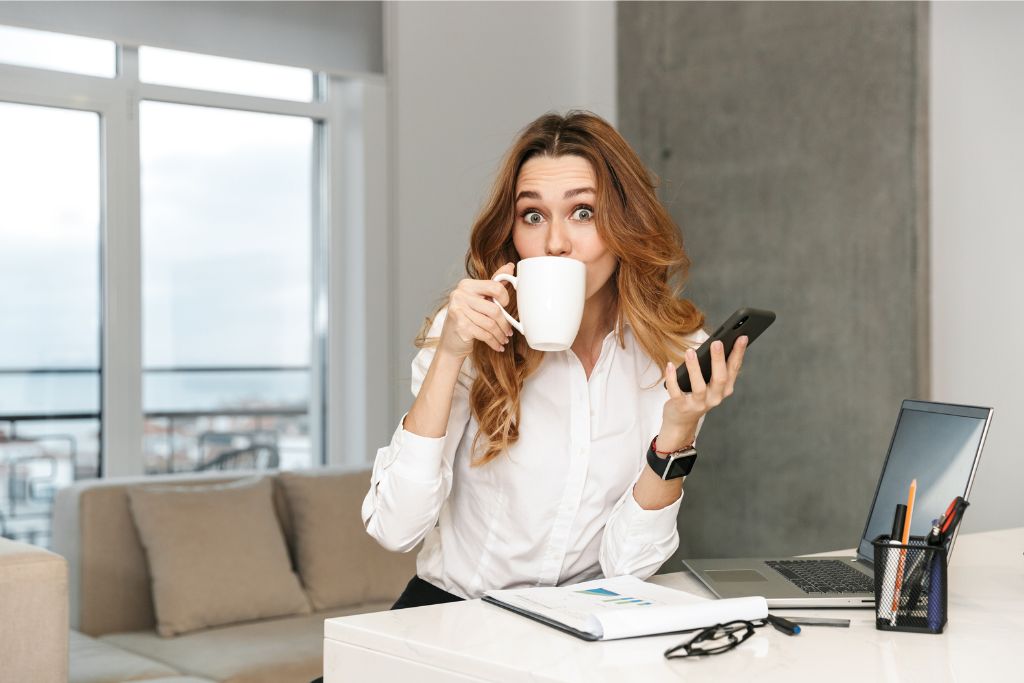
[673,307,776,392]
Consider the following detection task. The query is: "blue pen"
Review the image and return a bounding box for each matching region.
[926,498,968,631]
[767,614,801,636]
[903,521,940,616]
[927,551,944,631]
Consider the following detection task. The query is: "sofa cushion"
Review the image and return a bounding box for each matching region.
[128,476,310,637]
[101,603,392,683]
[70,629,186,683]
[277,470,416,610]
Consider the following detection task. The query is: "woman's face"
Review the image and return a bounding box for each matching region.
[512,155,618,301]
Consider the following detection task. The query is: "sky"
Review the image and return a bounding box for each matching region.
[1,81,315,413]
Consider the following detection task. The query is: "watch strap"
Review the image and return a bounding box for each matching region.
[646,437,698,480]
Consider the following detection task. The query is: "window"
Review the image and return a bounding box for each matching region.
[0,102,102,545]
[138,47,314,101]
[0,25,374,547]
[0,25,115,77]
[140,102,316,472]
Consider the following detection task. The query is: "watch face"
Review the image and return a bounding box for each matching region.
[667,453,697,478]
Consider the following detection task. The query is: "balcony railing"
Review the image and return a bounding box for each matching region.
[0,365,313,546]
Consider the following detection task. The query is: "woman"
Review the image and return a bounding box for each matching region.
[363,110,747,609]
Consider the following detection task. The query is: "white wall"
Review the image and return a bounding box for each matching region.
[383,1,617,434]
[0,1,382,74]
[931,2,1024,532]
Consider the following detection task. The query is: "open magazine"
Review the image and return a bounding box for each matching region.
[482,575,768,641]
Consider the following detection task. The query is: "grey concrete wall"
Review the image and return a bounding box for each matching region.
[618,2,929,560]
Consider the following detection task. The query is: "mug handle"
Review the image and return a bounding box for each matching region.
[491,273,524,335]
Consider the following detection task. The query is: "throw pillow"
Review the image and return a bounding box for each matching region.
[277,470,416,611]
[128,475,311,636]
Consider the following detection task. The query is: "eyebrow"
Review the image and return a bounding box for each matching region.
[515,187,596,203]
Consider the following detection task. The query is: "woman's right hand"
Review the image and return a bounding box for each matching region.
[438,263,516,359]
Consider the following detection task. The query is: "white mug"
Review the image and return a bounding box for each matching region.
[492,256,586,352]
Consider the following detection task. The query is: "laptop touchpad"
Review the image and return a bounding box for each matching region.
[705,569,768,583]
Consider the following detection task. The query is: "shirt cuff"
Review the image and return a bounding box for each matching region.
[624,485,684,539]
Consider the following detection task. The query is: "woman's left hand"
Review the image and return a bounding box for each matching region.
[657,337,748,451]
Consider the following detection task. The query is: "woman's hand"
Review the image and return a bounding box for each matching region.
[437,263,516,360]
[657,338,748,451]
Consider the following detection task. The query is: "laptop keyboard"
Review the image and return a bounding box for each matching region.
[765,559,874,595]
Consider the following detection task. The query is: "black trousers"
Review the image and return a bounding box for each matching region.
[391,575,464,610]
[310,576,463,682]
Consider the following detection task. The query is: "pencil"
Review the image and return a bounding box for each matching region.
[890,479,917,624]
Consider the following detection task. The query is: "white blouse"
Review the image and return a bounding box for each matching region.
[362,308,708,599]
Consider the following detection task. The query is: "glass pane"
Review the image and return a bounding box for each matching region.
[145,368,308,414]
[139,47,314,101]
[0,102,102,546]
[0,24,116,77]
[140,101,315,474]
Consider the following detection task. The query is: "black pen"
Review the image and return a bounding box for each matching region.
[767,614,801,636]
[926,518,943,547]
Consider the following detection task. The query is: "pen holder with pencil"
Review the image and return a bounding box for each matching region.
[872,535,947,634]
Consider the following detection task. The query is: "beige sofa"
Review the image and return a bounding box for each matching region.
[52,469,416,683]
[0,535,69,682]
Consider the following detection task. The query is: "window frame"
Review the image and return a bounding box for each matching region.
[0,41,386,476]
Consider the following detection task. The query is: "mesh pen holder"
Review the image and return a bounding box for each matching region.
[872,535,947,634]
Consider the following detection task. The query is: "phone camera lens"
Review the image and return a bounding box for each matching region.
[733,317,748,329]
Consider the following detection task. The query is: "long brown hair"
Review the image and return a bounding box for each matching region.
[417,110,705,465]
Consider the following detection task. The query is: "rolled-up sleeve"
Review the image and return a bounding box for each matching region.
[598,473,684,579]
[598,413,705,579]
[361,309,473,552]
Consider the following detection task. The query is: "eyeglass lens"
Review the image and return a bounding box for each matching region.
[664,620,757,659]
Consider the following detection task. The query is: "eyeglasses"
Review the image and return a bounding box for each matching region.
[664,619,767,659]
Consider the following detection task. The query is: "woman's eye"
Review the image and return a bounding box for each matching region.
[523,211,543,225]
[572,206,594,222]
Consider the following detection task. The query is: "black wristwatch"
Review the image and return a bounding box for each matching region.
[646,436,698,480]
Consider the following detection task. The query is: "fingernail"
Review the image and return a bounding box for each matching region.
[686,349,696,360]
[500,345,506,352]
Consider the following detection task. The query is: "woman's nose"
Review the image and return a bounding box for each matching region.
[545,220,571,256]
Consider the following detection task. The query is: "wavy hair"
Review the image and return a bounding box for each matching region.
[417,111,705,465]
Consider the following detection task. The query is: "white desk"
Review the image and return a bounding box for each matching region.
[324,528,1023,682]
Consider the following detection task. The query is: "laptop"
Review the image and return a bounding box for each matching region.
[683,400,993,608]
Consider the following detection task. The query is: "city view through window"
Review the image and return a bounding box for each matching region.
[141,101,315,476]
[0,102,102,546]
[0,39,324,546]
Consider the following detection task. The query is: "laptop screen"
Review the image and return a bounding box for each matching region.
[856,401,991,561]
